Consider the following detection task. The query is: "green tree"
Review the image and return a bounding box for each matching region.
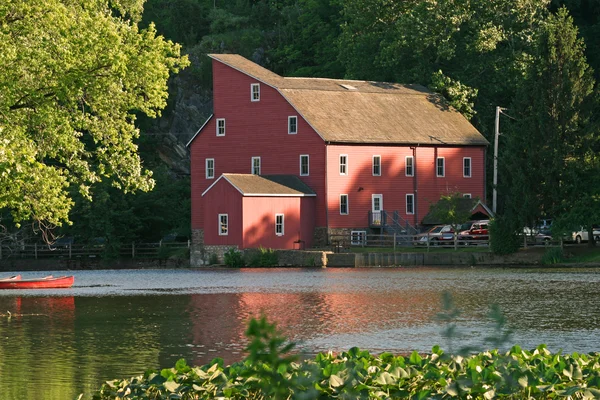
[427,193,474,249]
[500,7,597,239]
[0,0,188,234]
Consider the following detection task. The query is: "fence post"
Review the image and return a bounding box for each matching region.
[393,233,396,251]
[35,243,38,259]
[132,242,135,258]
[69,243,72,259]
[0,245,2,260]
[426,233,430,252]
[188,240,190,248]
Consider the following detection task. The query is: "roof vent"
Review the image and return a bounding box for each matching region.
[340,84,358,91]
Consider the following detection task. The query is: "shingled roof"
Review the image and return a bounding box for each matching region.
[202,174,316,197]
[208,54,488,146]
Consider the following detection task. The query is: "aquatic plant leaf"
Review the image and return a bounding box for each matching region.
[329,374,344,388]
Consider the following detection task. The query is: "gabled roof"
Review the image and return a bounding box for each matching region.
[207,54,488,146]
[202,174,317,197]
[421,198,495,225]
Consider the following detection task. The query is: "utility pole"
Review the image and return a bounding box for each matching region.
[493,106,509,214]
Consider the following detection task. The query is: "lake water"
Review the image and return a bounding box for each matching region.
[0,267,599,399]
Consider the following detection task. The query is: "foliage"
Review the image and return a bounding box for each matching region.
[223,248,245,268]
[541,247,565,264]
[93,316,600,399]
[208,253,219,265]
[247,247,279,267]
[427,193,475,230]
[0,0,189,232]
[499,7,597,231]
[489,217,521,255]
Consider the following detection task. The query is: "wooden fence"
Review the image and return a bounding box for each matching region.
[0,241,190,260]
[329,233,561,252]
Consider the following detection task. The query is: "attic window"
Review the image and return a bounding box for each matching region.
[251,83,260,101]
[340,84,357,91]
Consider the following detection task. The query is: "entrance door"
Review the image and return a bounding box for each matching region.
[372,194,383,226]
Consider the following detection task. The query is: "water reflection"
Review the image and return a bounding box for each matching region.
[0,267,599,399]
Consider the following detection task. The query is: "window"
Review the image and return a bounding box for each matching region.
[351,231,367,246]
[463,157,472,178]
[218,214,228,235]
[406,194,415,214]
[275,214,284,236]
[339,155,348,175]
[436,157,445,177]
[251,83,260,101]
[463,193,472,199]
[300,155,309,176]
[205,158,214,179]
[251,157,261,175]
[340,194,349,215]
[216,118,225,136]
[372,155,381,176]
[288,116,298,134]
[405,156,414,177]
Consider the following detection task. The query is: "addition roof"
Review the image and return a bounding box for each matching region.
[421,198,495,225]
[202,174,317,197]
[207,53,488,146]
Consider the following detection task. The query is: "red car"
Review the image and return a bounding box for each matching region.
[458,220,490,244]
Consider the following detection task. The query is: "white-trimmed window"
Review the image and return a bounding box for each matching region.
[463,193,472,199]
[251,83,260,102]
[372,155,381,176]
[340,194,349,215]
[436,157,445,177]
[339,155,348,175]
[216,118,225,136]
[205,158,214,179]
[218,214,228,235]
[275,214,284,236]
[300,155,309,176]
[463,157,472,178]
[405,156,414,177]
[251,157,261,175]
[351,231,367,246]
[406,194,415,214]
[288,116,298,134]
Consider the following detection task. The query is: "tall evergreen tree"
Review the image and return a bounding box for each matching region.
[499,7,597,235]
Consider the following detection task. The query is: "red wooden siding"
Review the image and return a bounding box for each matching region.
[190,60,327,231]
[326,145,485,228]
[242,197,315,249]
[203,178,243,245]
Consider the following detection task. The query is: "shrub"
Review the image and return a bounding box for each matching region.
[248,246,278,267]
[208,253,219,265]
[223,248,245,267]
[541,247,564,264]
[489,217,521,255]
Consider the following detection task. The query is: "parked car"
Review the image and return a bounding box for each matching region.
[522,228,553,245]
[570,225,600,244]
[414,225,455,246]
[458,220,490,244]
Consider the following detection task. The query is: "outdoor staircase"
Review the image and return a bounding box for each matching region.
[368,210,418,241]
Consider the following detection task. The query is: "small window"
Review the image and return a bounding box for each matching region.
[406,194,415,214]
[405,156,414,177]
[372,155,381,176]
[205,158,214,179]
[251,83,260,102]
[339,155,348,175]
[463,193,472,199]
[288,116,298,134]
[218,214,228,235]
[216,118,225,136]
[340,194,349,215]
[463,157,472,178]
[300,155,309,176]
[275,214,284,236]
[251,157,261,175]
[351,231,367,246]
[436,157,445,177]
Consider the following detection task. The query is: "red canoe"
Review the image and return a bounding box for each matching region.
[0,275,74,289]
